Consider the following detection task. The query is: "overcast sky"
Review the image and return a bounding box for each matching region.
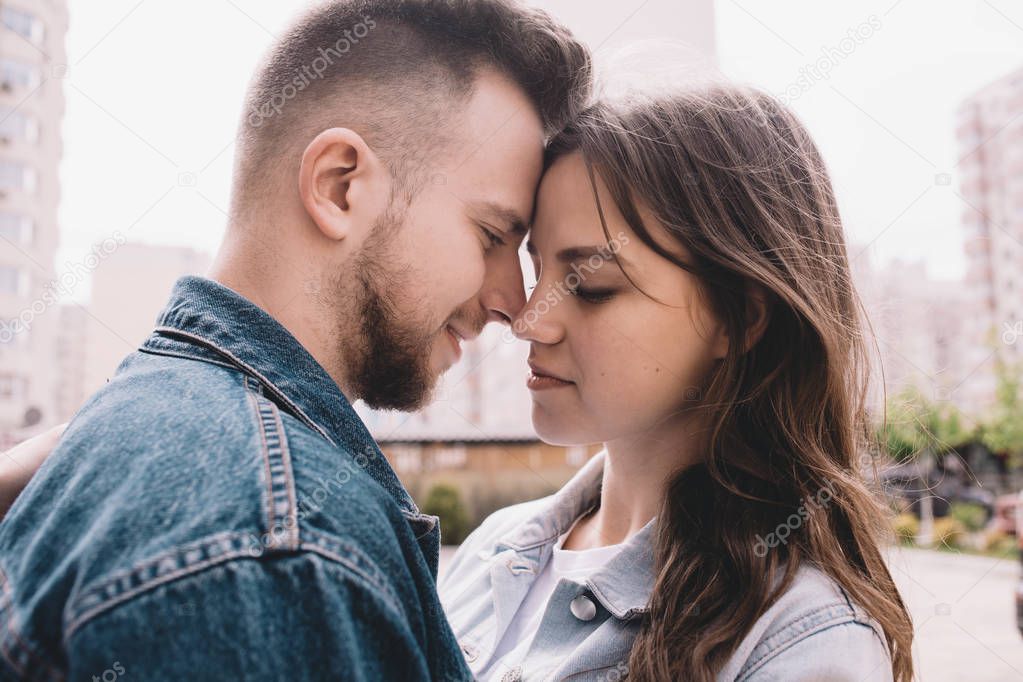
[54,0,1023,295]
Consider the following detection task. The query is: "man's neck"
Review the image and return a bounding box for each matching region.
[208,249,357,402]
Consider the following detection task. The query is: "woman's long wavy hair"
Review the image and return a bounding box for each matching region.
[546,85,913,681]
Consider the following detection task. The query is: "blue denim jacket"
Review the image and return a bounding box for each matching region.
[0,276,471,681]
[440,452,893,681]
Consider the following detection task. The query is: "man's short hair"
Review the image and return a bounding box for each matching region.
[234,0,592,209]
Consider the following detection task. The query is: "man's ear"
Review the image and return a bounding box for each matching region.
[298,127,387,243]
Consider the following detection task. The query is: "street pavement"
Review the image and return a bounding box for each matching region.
[439,544,1023,680]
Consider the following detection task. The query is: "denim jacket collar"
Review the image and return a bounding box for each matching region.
[496,451,657,621]
[144,276,422,519]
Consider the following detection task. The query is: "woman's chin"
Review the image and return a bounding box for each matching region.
[531,404,592,447]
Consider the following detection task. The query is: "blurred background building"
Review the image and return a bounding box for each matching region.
[0,0,67,447]
[957,66,1023,411]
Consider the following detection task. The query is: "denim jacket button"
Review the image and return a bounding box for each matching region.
[570,594,597,621]
[500,666,522,682]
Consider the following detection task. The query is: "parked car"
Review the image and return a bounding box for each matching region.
[879,458,995,519]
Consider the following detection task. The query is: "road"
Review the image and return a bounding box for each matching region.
[887,545,1023,681]
[440,544,1023,680]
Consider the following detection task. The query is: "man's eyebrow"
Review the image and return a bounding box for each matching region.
[476,202,529,237]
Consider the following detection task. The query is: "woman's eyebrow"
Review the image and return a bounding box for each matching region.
[523,242,630,270]
[555,245,626,266]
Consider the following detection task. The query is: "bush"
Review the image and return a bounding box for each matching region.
[950,502,989,533]
[980,528,1018,556]
[421,483,471,546]
[891,513,919,545]
[931,516,967,549]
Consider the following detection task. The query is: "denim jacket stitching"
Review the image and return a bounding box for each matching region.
[299,528,405,616]
[585,581,649,621]
[62,534,406,650]
[63,530,265,643]
[245,377,300,551]
[737,599,863,679]
[0,566,65,682]
[151,327,337,447]
[136,345,238,372]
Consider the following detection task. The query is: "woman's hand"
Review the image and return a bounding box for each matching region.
[0,423,67,519]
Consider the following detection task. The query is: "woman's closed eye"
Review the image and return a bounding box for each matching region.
[568,286,617,304]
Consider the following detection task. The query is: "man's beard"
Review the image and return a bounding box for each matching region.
[342,212,438,412]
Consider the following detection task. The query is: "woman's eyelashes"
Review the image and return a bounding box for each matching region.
[567,285,616,304]
[526,274,617,304]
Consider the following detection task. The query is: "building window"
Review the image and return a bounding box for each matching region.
[0,374,26,400]
[0,107,38,144]
[0,265,23,295]
[0,160,34,192]
[433,446,467,470]
[1,7,43,44]
[0,212,31,244]
[0,319,27,349]
[0,58,39,90]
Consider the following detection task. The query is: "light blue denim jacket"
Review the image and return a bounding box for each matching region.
[440,452,893,681]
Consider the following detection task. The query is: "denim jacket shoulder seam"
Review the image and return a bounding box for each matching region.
[63,529,403,646]
[151,326,336,446]
[299,528,405,615]
[244,377,300,551]
[136,345,239,372]
[0,564,65,682]
[64,530,264,643]
[738,600,871,679]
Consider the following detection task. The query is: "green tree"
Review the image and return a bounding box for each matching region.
[879,385,970,461]
[978,361,1023,463]
[421,483,471,546]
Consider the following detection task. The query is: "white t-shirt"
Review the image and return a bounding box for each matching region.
[478,529,625,681]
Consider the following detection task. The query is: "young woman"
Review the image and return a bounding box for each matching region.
[439,84,914,681]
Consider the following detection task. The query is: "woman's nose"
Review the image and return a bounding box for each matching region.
[511,280,565,345]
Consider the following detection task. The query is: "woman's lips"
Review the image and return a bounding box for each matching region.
[526,369,574,391]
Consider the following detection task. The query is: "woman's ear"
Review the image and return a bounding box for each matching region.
[741,284,772,353]
[710,284,773,360]
[298,127,387,243]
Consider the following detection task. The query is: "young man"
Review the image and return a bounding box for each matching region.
[0,1,590,678]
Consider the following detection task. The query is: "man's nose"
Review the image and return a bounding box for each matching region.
[479,248,527,325]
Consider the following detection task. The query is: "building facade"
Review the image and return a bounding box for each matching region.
[956,66,1023,411]
[0,1,67,445]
